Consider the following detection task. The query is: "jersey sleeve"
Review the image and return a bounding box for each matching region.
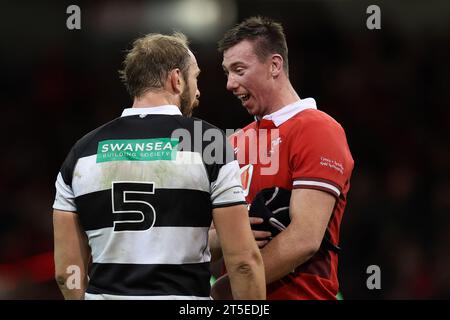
[53,146,78,212]
[290,116,354,199]
[209,137,247,208]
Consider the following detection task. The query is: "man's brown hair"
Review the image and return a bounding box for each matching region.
[218,16,289,76]
[120,32,191,98]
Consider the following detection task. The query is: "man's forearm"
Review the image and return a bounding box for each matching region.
[260,228,317,284]
[226,256,266,299]
[208,228,223,262]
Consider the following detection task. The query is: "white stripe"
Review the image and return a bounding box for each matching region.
[272,206,289,214]
[293,180,340,196]
[85,293,211,300]
[121,105,182,117]
[265,187,279,206]
[72,152,209,197]
[86,226,211,264]
[53,172,77,211]
[268,217,287,232]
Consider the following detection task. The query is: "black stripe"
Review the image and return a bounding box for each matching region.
[73,115,229,160]
[212,201,248,209]
[70,115,234,185]
[76,188,212,231]
[86,262,211,297]
[74,115,193,158]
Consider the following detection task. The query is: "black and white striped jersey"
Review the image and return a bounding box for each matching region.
[53,105,246,300]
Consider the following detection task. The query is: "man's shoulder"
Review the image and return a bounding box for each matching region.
[291,108,340,125]
[71,116,122,156]
[287,108,344,134]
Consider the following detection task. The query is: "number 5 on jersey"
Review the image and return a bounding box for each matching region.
[111,182,156,232]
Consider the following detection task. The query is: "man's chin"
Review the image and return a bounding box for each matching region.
[186,100,199,117]
[245,105,258,116]
[180,99,199,117]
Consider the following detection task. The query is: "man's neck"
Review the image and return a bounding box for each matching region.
[132,91,179,109]
[261,81,300,117]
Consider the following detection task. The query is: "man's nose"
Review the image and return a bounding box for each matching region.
[226,74,238,91]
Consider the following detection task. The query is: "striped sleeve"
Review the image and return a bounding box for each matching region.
[201,124,247,208]
[210,160,246,208]
[293,177,342,198]
[53,172,77,211]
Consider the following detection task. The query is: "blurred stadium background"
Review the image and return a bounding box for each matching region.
[1,0,449,299]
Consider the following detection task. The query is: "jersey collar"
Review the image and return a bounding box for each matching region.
[259,98,317,127]
[121,105,182,117]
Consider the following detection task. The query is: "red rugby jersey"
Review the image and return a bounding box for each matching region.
[230,98,354,300]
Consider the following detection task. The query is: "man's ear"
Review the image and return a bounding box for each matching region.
[271,54,283,78]
[168,68,183,94]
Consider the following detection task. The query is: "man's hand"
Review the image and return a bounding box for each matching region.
[249,187,292,240]
[249,217,272,248]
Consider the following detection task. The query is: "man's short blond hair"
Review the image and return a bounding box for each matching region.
[119,32,190,98]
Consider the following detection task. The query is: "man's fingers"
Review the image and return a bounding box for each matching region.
[253,230,271,239]
[249,217,264,224]
[249,217,271,243]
